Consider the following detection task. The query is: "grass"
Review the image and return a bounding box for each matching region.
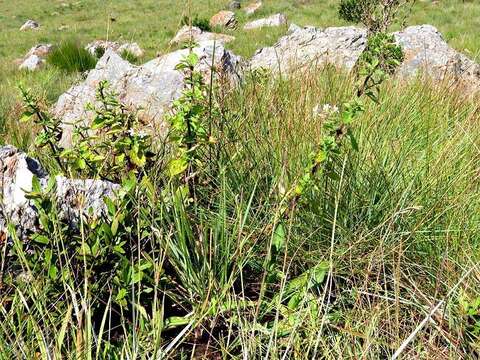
[2,0,480,358]
[2,66,480,358]
[46,40,97,73]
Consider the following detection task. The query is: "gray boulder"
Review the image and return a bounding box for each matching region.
[170,26,235,45]
[19,55,45,71]
[16,44,54,71]
[20,20,39,31]
[210,10,237,29]
[244,13,287,30]
[394,25,480,90]
[250,24,480,92]
[54,42,242,147]
[0,146,118,239]
[229,1,241,10]
[244,1,262,15]
[25,44,54,58]
[85,40,145,58]
[250,26,366,72]
[85,40,120,56]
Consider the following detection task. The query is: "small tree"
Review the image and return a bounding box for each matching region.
[339,0,414,33]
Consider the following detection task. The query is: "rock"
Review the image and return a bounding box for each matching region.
[244,13,287,30]
[250,24,480,93]
[170,26,235,45]
[86,40,145,58]
[54,42,242,147]
[250,26,365,72]
[54,176,119,227]
[16,44,53,71]
[19,55,45,71]
[85,40,121,56]
[0,146,119,239]
[287,23,302,34]
[25,44,54,58]
[118,42,145,58]
[0,146,47,239]
[393,25,480,91]
[20,19,40,31]
[229,1,241,10]
[244,1,262,15]
[210,10,237,29]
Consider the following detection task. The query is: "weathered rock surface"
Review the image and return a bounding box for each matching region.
[229,0,241,10]
[16,44,54,71]
[244,13,287,30]
[118,42,145,58]
[210,10,237,29]
[19,55,45,71]
[20,19,40,31]
[250,26,365,72]
[244,1,262,15]
[170,26,235,45]
[85,40,120,56]
[85,41,145,58]
[26,44,54,58]
[54,42,242,147]
[0,146,118,239]
[250,24,480,92]
[394,24,480,89]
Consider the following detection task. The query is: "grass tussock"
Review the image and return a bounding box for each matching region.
[47,40,97,73]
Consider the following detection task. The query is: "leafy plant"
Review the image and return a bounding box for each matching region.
[165,52,215,197]
[61,80,154,181]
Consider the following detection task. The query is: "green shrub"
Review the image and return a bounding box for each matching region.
[47,40,97,73]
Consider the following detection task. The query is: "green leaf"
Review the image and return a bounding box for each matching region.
[32,234,49,245]
[272,222,286,254]
[49,265,58,280]
[116,288,127,302]
[168,158,188,177]
[111,216,119,236]
[20,111,34,123]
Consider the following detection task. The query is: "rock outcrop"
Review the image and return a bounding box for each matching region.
[244,1,262,15]
[394,25,480,89]
[17,44,54,71]
[85,40,145,58]
[25,44,54,58]
[250,26,365,72]
[0,146,118,239]
[170,26,235,45]
[118,42,145,58]
[229,0,241,10]
[250,24,480,92]
[210,11,237,29]
[20,20,40,31]
[19,55,45,71]
[54,42,242,147]
[244,13,287,30]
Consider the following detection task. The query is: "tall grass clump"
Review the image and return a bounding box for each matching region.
[47,40,97,73]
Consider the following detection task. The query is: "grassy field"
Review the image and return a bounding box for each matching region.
[2,0,480,359]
